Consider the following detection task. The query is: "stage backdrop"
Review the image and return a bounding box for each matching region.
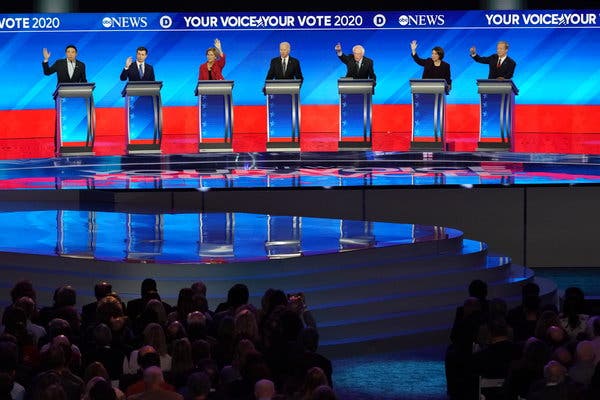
[0,9,599,155]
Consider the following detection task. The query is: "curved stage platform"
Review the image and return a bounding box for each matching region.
[1,149,597,354]
[0,210,555,356]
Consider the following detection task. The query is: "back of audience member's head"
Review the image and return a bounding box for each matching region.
[95,295,124,325]
[15,296,36,320]
[83,361,110,384]
[143,365,164,388]
[522,337,550,368]
[311,384,337,400]
[254,378,275,400]
[176,288,195,318]
[55,305,81,332]
[31,371,61,399]
[302,367,328,396]
[94,282,113,301]
[54,285,77,308]
[171,337,193,375]
[187,311,207,340]
[552,346,573,368]
[166,320,187,342]
[88,378,116,400]
[1,306,27,338]
[546,325,567,346]
[39,383,67,400]
[143,322,167,355]
[575,340,595,363]
[187,371,211,399]
[299,326,320,353]
[92,323,112,347]
[191,281,207,297]
[261,289,288,316]
[522,282,540,304]
[41,343,66,370]
[468,279,488,301]
[227,283,250,308]
[544,360,567,384]
[140,278,158,297]
[137,345,160,370]
[10,279,36,303]
[47,318,71,340]
[142,299,167,326]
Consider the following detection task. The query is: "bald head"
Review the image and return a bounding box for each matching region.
[255,378,275,399]
[544,360,566,384]
[143,366,164,388]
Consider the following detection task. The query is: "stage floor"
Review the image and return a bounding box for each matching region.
[0,150,599,190]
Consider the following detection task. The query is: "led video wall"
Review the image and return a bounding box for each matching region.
[1,9,599,111]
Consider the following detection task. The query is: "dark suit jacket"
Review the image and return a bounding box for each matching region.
[120,63,156,81]
[265,56,303,81]
[337,53,376,83]
[411,53,452,86]
[472,53,516,79]
[42,59,87,84]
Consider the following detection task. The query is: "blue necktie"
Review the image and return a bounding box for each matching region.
[138,64,143,79]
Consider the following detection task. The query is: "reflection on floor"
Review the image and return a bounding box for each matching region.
[0,151,598,190]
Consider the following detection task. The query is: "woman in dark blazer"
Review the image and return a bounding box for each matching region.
[410,40,451,90]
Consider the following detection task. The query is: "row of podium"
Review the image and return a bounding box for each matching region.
[53,79,519,156]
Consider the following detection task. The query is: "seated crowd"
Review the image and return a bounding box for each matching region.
[446,279,600,400]
[0,278,336,400]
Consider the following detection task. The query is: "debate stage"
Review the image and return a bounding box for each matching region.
[0,149,599,354]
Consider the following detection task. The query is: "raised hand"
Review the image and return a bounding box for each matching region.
[334,42,341,52]
[469,46,476,56]
[125,56,133,68]
[42,48,51,62]
[410,40,418,54]
[214,38,222,55]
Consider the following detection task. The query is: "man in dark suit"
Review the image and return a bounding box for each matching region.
[120,46,155,81]
[265,41,303,82]
[42,44,87,84]
[334,42,376,84]
[470,40,516,79]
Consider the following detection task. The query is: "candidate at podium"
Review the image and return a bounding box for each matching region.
[199,38,226,80]
[334,42,376,84]
[410,40,452,89]
[42,44,87,84]
[120,46,156,81]
[265,41,304,82]
[469,41,516,80]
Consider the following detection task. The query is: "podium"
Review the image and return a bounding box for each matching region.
[476,79,519,151]
[338,78,374,150]
[53,82,96,156]
[121,81,163,154]
[195,80,234,152]
[264,80,301,151]
[409,79,449,151]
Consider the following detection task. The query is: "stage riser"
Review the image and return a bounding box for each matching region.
[0,249,501,310]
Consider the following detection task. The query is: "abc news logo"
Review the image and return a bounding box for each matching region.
[100,15,173,29]
[398,14,445,26]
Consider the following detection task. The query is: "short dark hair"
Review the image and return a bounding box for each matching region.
[65,44,77,53]
[136,46,148,54]
[432,46,444,60]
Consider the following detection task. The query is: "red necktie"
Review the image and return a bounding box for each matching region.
[497,59,502,68]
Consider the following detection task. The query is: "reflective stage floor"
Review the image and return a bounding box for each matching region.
[0,150,599,190]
